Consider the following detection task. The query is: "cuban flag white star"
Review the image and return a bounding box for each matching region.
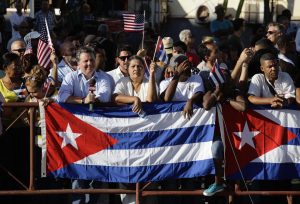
[233,121,260,150]
[56,123,81,150]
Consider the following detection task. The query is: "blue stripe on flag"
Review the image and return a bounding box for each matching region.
[50,159,215,183]
[109,124,215,149]
[58,102,196,117]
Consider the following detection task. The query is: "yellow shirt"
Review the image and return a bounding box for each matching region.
[0,79,18,102]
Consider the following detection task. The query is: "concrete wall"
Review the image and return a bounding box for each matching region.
[166,0,300,23]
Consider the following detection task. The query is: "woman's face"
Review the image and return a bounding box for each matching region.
[128,59,145,81]
[5,60,23,79]
[26,82,44,99]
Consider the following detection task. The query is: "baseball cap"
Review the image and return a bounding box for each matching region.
[169,54,189,68]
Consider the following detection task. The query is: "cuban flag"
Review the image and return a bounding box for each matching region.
[154,36,168,65]
[40,102,215,183]
[222,104,300,180]
[208,59,226,87]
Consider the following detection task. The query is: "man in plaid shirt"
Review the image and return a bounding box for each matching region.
[34,0,57,34]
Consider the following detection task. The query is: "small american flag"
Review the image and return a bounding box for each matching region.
[37,19,53,70]
[154,36,168,64]
[24,39,33,55]
[122,13,144,32]
[208,59,226,87]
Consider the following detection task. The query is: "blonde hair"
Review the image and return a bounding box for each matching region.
[25,65,47,88]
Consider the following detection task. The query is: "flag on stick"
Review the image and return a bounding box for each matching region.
[37,18,53,69]
[153,36,168,65]
[208,59,226,87]
[123,13,145,32]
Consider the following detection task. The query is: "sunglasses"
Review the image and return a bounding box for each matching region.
[12,48,26,53]
[267,31,277,35]
[118,56,131,61]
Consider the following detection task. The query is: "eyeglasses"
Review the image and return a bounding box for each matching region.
[12,48,26,53]
[24,76,36,81]
[267,31,277,35]
[119,56,131,61]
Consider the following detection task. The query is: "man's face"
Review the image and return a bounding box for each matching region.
[266,26,281,44]
[62,43,77,64]
[64,43,76,57]
[116,51,132,73]
[260,59,279,82]
[11,41,26,57]
[78,53,95,78]
[41,1,49,12]
[173,46,184,55]
[16,2,23,12]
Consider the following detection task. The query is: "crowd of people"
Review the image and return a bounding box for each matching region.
[0,0,300,204]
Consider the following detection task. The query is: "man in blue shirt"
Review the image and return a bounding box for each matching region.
[58,46,114,204]
[58,46,114,104]
[210,4,233,45]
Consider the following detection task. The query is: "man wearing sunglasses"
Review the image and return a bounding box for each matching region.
[107,45,133,83]
[266,22,285,46]
[10,39,26,57]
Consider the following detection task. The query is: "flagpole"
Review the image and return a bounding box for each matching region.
[44,18,53,49]
[141,10,145,50]
[217,105,255,204]
[152,36,160,62]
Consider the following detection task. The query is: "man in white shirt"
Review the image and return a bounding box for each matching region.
[248,52,295,108]
[107,45,133,83]
[10,1,27,39]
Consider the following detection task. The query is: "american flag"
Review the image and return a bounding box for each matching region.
[37,19,53,70]
[208,59,226,87]
[122,13,144,32]
[154,36,168,64]
[24,39,33,55]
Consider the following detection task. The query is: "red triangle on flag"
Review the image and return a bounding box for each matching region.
[45,103,118,173]
[222,104,297,176]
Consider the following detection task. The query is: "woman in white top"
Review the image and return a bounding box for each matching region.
[113,55,158,114]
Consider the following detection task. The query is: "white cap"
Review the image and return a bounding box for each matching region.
[24,31,41,44]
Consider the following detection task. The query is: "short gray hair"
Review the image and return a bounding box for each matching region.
[76,46,95,62]
[179,29,192,42]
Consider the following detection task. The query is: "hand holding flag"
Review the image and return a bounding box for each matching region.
[153,36,168,65]
[208,59,226,87]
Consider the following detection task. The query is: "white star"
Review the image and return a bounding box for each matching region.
[233,121,260,150]
[56,123,81,150]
